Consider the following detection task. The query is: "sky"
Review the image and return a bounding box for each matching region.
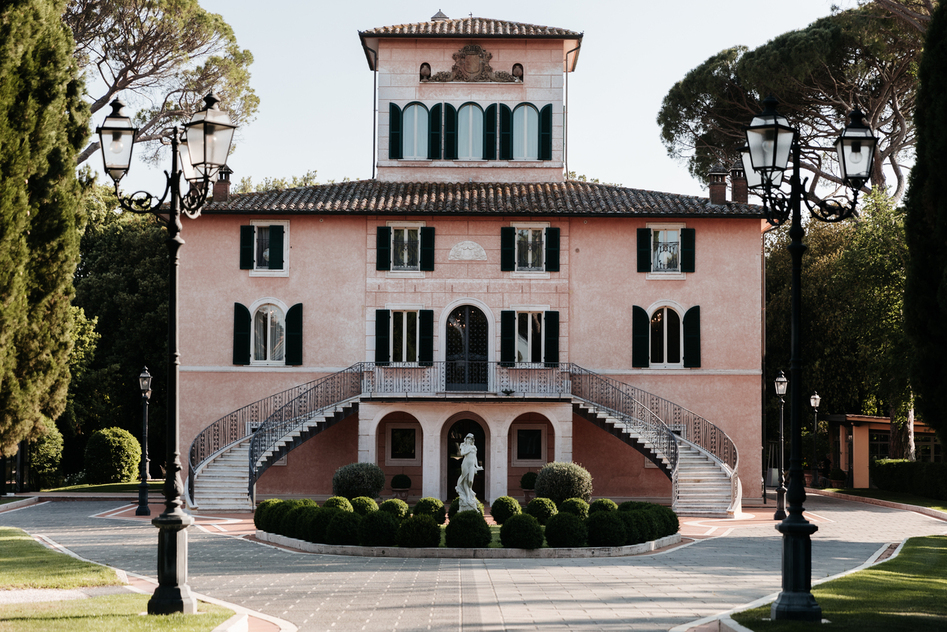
[100,0,857,199]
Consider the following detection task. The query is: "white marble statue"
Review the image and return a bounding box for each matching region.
[455,433,483,513]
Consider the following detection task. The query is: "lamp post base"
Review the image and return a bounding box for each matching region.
[136,480,150,516]
[774,476,787,520]
[147,512,197,615]
[772,517,821,621]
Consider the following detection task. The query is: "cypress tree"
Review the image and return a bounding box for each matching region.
[904,1,947,444]
[0,0,89,455]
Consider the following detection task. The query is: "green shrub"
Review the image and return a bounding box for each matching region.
[589,498,618,514]
[559,498,590,520]
[445,510,492,548]
[323,496,354,512]
[391,473,411,489]
[618,501,649,512]
[279,500,317,539]
[351,496,379,516]
[520,471,538,490]
[871,459,947,500]
[396,514,442,548]
[326,511,362,545]
[499,513,544,549]
[358,510,399,546]
[307,507,343,544]
[294,505,322,541]
[379,498,410,523]
[534,462,592,506]
[490,496,522,525]
[413,497,447,524]
[30,422,64,489]
[618,510,655,544]
[448,496,484,520]
[332,462,386,499]
[253,498,284,531]
[265,500,297,535]
[586,511,627,547]
[83,427,141,484]
[642,504,679,537]
[525,497,558,525]
[544,512,587,548]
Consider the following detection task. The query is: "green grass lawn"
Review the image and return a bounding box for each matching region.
[0,498,20,506]
[820,488,947,513]
[0,527,122,590]
[41,481,164,494]
[731,535,947,631]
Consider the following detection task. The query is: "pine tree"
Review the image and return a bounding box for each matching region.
[0,0,89,455]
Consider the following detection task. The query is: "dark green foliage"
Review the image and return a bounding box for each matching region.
[325,511,362,546]
[444,510,492,548]
[293,505,322,541]
[559,498,590,520]
[448,496,484,520]
[534,462,593,506]
[322,496,354,512]
[358,509,399,547]
[519,471,537,490]
[279,502,316,539]
[253,499,283,531]
[589,498,618,514]
[618,501,649,512]
[871,459,947,500]
[378,498,409,523]
[525,497,558,525]
[29,422,64,489]
[0,0,90,456]
[264,500,295,535]
[351,496,378,516]
[413,497,446,524]
[499,514,544,549]
[391,473,411,489]
[307,507,342,544]
[544,512,587,548]
[332,462,385,499]
[905,1,947,445]
[489,496,522,525]
[83,427,141,484]
[643,504,680,537]
[586,511,628,547]
[396,514,441,548]
[619,510,656,545]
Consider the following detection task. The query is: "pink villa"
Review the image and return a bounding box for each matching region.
[179,13,764,517]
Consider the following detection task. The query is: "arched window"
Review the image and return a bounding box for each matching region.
[402,103,429,160]
[457,104,483,160]
[512,104,539,160]
[253,304,285,363]
[650,307,681,366]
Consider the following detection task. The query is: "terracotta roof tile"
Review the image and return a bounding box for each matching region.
[360,17,582,38]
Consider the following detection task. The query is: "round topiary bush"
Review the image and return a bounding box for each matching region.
[279,501,317,539]
[544,512,588,548]
[586,510,628,547]
[358,509,399,547]
[254,498,284,531]
[351,496,379,516]
[618,510,655,545]
[325,511,362,545]
[448,496,484,520]
[618,500,648,512]
[323,496,354,512]
[391,473,411,489]
[412,497,447,524]
[332,462,386,499]
[520,471,538,490]
[499,513,544,549]
[589,498,618,514]
[558,498,590,520]
[293,505,322,541]
[396,514,442,548]
[642,504,679,538]
[490,496,522,525]
[83,427,141,484]
[534,462,592,506]
[379,498,410,523]
[30,422,64,490]
[445,510,492,548]
[525,497,558,525]
[307,507,343,544]
[265,500,297,535]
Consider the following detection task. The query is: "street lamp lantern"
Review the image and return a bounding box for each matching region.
[139,367,153,394]
[810,392,821,410]
[835,110,877,191]
[745,95,793,187]
[183,92,236,182]
[775,370,789,397]
[95,99,137,184]
[740,145,764,190]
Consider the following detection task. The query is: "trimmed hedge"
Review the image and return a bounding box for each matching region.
[332,462,386,499]
[379,498,410,523]
[396,514,442,548]
[308,507,343,544]
[83,427,141,484]
[445,510,492,548]
[520,471,538,490]
[358,509,399,547]
[525,497,558,525]
[413,497,447,524]
[499,513,544,549]
[326,511,362,545]
[586,511,627,547]
[351,496,379,516]
[559,498,590,520]
[253,498,284,531]
[490,496,522,525]
[323,496,354,512]
[619,510,656,544]
[871,459,947,500]
[589,498,618,514]
[534,462,593,506]
[544,512,587,548]
[279,500,317,539]
[448,496,484,520]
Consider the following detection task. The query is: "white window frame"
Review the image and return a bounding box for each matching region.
[509,304,550,366]
[648,303,684,369]
[386,221,425,279]
[457,103,484,160]
[249,298,288,366]
[249,220,289,278]
[646,222,685,280]
[402,103,429,160]
[512,104,539,161]
[511,423,546,467]
[510,221,550,279]
[386,422,422,466]
[390,309,420,364]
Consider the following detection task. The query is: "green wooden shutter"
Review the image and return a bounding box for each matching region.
[285,303,303,365]
[681,228,695,273]
[484,104,497,160]
[429,103,442,160]
[389,103,402,160]
[539,104,553,160]
[240,226,254,269]
[419,310,434,366]
[499,104,513,160]
[376,226,391,271]
[683,306,701,368]
[233,303,251,365]
[500,310,515,367]
[375,309,390,365]
[544,310,559,366]
[444,103,457,160]
[637,228,652,273]
[268,225,284,270]
[545,227,560,272]
[632,305,650,368]
[500,227,515,271]
[420,227,435,271]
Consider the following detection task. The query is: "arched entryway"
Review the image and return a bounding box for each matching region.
[445,418,486,501]
[445,305,488,391]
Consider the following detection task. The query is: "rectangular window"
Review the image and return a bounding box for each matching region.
[516,229,544,272]
[516,312,543,363]
[869,430,890,461]
[386,423,422,466]
[242,221,288,277]
[511,423,546,467]
[392,228,420,271]
[392,310,419,362]
[652,229,680,273]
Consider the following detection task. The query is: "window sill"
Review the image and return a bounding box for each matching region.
[248,362,290,368]
[249,269,289,278]
[386,270,425,279]
[510,270,550,279]
[646,272,686,281]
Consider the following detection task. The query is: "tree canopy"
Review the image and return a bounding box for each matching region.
[64,0,258,165]
[658,4,920,202]
[873,0,937,33]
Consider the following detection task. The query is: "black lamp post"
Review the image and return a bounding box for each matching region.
[810,391,821,484]
[136,367,152,516]
[97,93,235,615]
[745,95,877,622]
[774,370,788,520]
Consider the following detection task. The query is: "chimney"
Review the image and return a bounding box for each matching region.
[730,160,748,204]
[708,163,728,205]
[213,166,232,203]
